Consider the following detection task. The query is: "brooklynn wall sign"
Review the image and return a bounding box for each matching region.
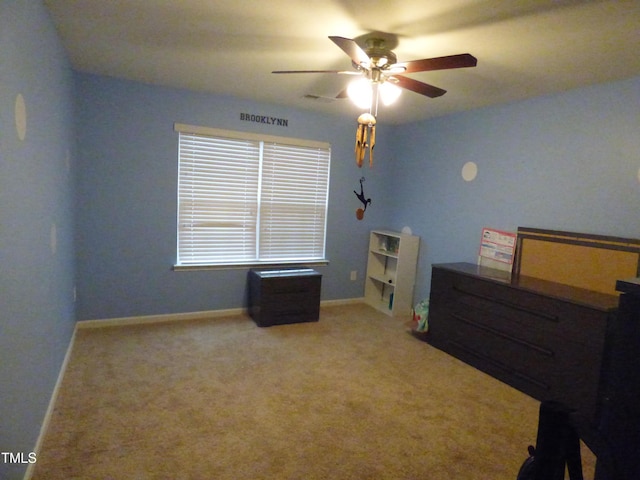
[240,113,289,127]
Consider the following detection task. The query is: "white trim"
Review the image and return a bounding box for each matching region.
[174,123,330,150]
[24,327,78,480]
[321,297,365,307]
[77,308,247,329]
[172,260,330,271]
[77,299,366,329]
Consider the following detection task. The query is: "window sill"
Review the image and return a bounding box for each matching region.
[173,260,329,272]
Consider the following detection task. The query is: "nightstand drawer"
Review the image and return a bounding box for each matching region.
[260,276,319,295]
[248,268,322,327]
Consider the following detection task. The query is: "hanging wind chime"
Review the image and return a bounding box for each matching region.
[272,35,478,222]
[353,77,384,169]
[352,82,380,220]
[355,112,376,168]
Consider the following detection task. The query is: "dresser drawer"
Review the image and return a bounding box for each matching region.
[428,263,617,421]
[432,267,607,347]
[432,313,603,417]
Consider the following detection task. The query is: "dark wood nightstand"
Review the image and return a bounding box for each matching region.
[248,268,322,327]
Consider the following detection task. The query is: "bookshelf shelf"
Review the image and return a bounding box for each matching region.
[364,230,419,317]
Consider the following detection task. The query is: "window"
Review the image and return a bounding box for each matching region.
[175,124,331,268]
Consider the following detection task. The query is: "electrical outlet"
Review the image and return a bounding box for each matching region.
[350,270,357,281]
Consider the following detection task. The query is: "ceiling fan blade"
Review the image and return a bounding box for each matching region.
[272,70,359,75]
[393,53,477,74]
[394,75,447,98]
[329,36,370,67]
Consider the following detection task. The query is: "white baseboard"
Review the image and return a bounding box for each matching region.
[23,326,78,480]
[77,307,247,329]
[77,298,365,329]
[321,297,365,307]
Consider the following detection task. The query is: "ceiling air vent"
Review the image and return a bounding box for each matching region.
[302,94,336,104]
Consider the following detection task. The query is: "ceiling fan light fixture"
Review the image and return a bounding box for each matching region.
[379,81,402,106]
[347,78,373,109]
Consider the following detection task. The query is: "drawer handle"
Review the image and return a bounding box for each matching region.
[452,285,559,322]
[449,340,551,391]
[451,313,555,357]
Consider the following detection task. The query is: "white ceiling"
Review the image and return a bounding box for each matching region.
[44,0,640,125]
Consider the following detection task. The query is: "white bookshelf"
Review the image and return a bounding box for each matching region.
[364,229,420,317]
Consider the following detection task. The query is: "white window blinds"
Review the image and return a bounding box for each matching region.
[175,124,330,267]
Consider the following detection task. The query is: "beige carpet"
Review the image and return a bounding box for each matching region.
[31,303,594,479]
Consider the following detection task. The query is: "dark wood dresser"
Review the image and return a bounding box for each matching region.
[248,268,322,327]
[427,262,620,423]
[595,277,640,480]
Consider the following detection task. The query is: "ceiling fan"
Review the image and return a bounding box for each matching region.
[273,35,477,102]
[274,35,477,169]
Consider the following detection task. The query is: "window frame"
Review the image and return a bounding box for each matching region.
[173,123,331,270]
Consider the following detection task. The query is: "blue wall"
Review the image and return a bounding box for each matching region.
[0,1,76,479]
[74,74,395,320]
[74,73,640,320]
[388,76,640,300]
[2,3,639,478]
